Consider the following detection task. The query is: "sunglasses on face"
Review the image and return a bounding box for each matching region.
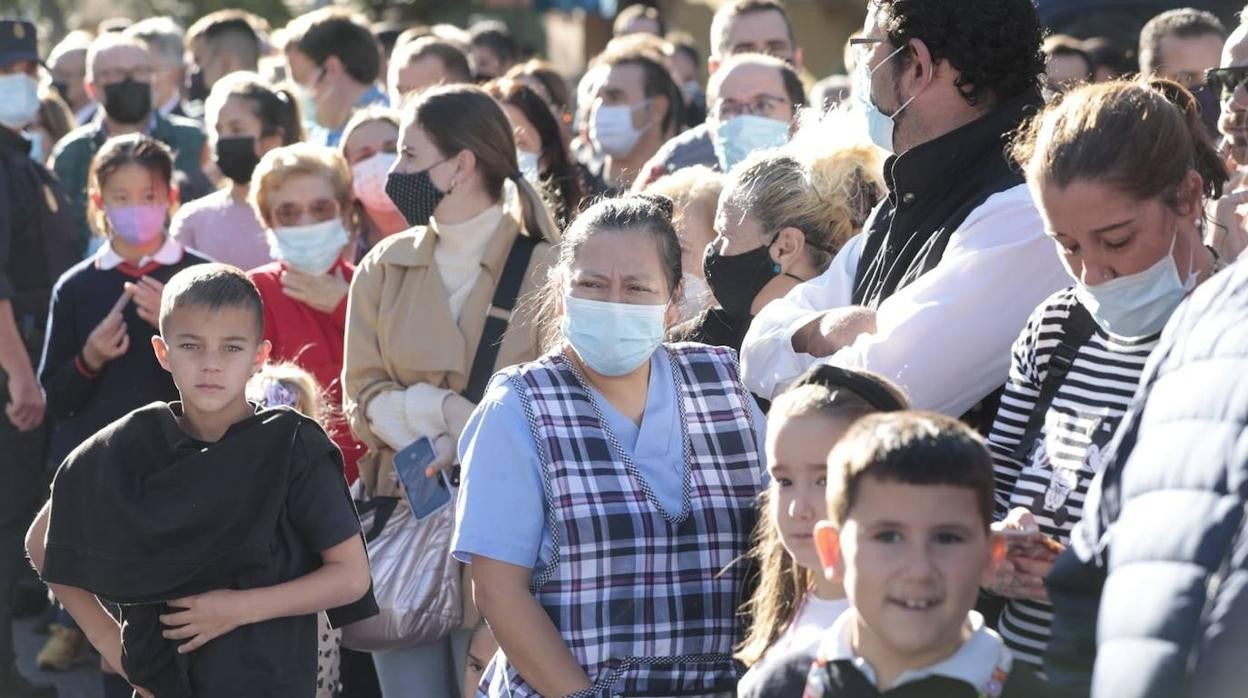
[1205,67,1248,101]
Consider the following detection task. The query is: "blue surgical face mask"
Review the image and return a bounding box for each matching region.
[712,114,791,171]
[561,295,667,377]
[854,44,927,154]
[268,218,348,276]
[1073,231,1198,337]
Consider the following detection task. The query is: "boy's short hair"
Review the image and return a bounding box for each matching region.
[827,411,994,529]
[159,264,264,337]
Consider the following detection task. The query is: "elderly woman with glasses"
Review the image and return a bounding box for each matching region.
[247,142,367,482]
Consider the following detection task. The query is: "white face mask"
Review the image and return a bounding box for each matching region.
[0,73,40,130]
[591,101,650,157]
[853,44,928,154]
[268,218,349,276]
[517,149,541,187]
[352,151,401,217]
[1074,230,1198,337]
[561,295,667,377]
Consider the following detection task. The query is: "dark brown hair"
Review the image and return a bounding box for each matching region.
[1012,79,1228,207]
[827,411,995,529]
[595,46,685,139]
[484,78,585,226]
[287,8,381,85]
[408,84,556,242]
[87,134,174,237]
[207,72,304,146]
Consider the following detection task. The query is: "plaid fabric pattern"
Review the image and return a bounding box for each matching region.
[486,344,764,697]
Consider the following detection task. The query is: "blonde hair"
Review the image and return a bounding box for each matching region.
[724,108,884,273]
[644,165,723,241]
[246,361,331,425]
[249,143,353,228]
[736,366,908,668]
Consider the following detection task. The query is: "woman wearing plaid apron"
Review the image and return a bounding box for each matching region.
[453,193,768,697]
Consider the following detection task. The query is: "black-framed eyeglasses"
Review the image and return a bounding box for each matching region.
[1206,67,1248,100]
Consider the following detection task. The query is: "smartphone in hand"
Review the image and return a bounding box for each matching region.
[393,437,452,520]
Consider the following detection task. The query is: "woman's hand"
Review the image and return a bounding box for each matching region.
[124,276,165,329]
[160,589,252,653]
[442,394,476,441]
[83,308,130,371]
[282,267,349,314]
[424,433,457,477]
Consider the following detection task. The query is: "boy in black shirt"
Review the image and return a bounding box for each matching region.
[746,412,1021,697]
[25,264,376,697]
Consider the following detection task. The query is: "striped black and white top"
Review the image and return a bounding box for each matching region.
[986,288,1159,668]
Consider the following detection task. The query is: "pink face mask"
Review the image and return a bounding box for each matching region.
[105,204,168,246]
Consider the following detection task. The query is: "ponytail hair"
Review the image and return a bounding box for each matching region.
[406,84,557,242]
[1011,78,1228,208]
[205,71,304,146]
[736,366,909,668]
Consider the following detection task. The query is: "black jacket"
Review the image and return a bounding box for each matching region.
[1047,258,1248,698]
[0,125,79,360]
[851,90,1042,308]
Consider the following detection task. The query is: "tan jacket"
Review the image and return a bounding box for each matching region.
[343,212,556,497]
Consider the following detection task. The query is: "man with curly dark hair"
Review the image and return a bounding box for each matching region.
[743,0,1069,433]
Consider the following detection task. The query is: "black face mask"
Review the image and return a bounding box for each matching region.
[186,69,208,104]
[703,237,782,318]
[385,166,447,227]
[215,135,260,183]
[102,77,152,124]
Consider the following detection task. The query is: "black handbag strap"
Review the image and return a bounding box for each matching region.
[463,234,539,404]
[1012,301,1099,460]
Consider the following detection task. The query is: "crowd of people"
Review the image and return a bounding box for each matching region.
[0,0,1246,697]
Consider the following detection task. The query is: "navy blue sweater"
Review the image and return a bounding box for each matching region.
[38,247,208,466]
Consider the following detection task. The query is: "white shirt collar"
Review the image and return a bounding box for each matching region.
[96,236,184,271]
[818,608,1013,697]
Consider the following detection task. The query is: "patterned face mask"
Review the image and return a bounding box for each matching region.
[384,160,450,227]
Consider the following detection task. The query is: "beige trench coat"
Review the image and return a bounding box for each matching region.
[342,212,556,497]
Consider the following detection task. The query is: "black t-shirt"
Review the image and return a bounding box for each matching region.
[174,412,364,696]
[43,403,372,697]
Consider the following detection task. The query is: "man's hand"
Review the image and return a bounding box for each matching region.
[282,267,349,314]
[124,276,165,329]
[791,307,878,358]
[160,589,251,653]
[984,507,1061,602]
[4,365,44,432]
[83,309,130,371]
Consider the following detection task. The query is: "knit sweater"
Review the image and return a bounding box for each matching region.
[38,241,208,465]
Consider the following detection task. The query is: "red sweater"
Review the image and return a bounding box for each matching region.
[249,260,365,483]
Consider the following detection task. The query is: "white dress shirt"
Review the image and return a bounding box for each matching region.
[741,183,1071,416]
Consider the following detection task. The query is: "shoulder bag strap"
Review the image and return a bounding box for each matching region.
[462,234,540,404]
[1011,301,1099,461]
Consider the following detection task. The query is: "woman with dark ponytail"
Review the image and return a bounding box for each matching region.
[341,84,559,695]
[984,78,1228,688]
[170,72,303,270]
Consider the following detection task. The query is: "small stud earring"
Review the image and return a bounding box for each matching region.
[772,263,782,274]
